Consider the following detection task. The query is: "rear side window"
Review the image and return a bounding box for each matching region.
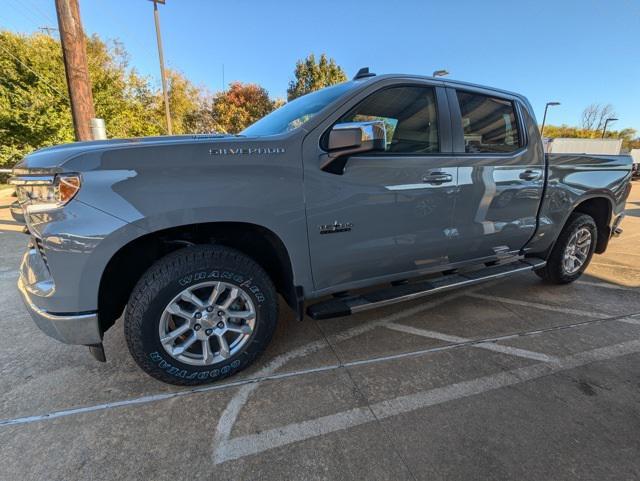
[456,91,521,153]
[338,86,439,154]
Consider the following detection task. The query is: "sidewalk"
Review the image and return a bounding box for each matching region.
[0,187,22,233]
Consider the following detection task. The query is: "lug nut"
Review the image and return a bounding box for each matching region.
[194,312,202,319]
[206,306,214,312]
[217,311,224,317]
[217,321,224,329]
[205,329,213,336]
[194,324,202,331]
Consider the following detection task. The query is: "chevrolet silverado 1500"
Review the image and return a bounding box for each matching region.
[11,69,632,384]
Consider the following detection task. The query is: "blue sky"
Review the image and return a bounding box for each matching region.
[2,0,639,132]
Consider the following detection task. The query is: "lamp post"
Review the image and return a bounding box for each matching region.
[540,101,560,138]
[150,0,172,135]
[432,69,449,77]
[601,117,618,139]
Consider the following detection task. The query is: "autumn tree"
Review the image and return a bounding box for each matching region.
[286,53,347,101]
[208,82,277,134]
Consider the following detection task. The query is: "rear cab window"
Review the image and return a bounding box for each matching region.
[455,91,522,153]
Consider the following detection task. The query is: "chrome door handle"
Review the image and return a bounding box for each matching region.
[519,169,542,181]
[423,172,453,184]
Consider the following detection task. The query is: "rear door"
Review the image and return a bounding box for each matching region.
[303,82,459,292]
[446,88,544,263]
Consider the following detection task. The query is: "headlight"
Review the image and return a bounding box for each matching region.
[9,174,81,213]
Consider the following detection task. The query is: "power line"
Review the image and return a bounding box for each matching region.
[6,0,44,27]
[24,0,57,25]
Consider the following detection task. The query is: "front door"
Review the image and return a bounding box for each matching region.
[304,84,458,292]
[446,88,545,263]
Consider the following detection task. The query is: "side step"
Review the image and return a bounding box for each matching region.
[307,257,545,320]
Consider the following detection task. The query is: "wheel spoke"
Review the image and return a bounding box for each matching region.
[227,309,255,321]
[180,290,206,309]
[226,323,252,335]
[220,288,239,310]
[171,332,198,356]
[160,322,191,345]
[207,282,221,305]
[217,334,230,359]
[166,303,193,321]
[201,339,214,364]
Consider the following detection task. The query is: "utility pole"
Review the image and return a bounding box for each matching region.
[150,0,172,135]
[55,0,95,141]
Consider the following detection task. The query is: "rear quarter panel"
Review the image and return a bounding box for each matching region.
[525,153,632,254]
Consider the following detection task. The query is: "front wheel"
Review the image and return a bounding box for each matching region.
[535,213,597,284]
[124,245,278,385]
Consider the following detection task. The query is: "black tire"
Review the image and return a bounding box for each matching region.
[535,213,597,284]
[124,245,278,385]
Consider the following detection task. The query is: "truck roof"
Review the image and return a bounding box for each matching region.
[361,73,526,100]
[357,73,533,116]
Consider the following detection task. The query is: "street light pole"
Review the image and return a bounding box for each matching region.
[601,118,618,139]
[151,0,172,135]
[540,101,560,138]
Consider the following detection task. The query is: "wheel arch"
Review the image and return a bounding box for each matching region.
[97,221,299,334]
[571,195,612,254]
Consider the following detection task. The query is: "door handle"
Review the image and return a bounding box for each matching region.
[519,169,542,181]
[423,171,453,184]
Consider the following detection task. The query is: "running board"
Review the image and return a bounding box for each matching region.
[307,257,545,320]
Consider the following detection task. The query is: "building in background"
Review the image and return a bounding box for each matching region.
[545,138,623,155]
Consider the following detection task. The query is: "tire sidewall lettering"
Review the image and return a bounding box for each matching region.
[178,270,264,303]
[149,351,242,380]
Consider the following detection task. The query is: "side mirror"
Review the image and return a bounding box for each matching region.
[321,120,387,173]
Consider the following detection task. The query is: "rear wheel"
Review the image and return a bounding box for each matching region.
[124,245,278,385]
[535,213,597,284]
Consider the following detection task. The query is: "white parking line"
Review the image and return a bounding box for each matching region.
[617,315,640,326]
[214,339,640,464]
[577,280,638,291]
[591,261,640,271]
[384,323,559,363]
[212,284,492,463]
[467,293,607,319]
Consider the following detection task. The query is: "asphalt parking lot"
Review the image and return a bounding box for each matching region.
[0,184,639,481]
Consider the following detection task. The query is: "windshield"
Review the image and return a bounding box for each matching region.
[241,82,356,136]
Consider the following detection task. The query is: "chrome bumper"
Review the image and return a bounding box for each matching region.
[18,276,101,345]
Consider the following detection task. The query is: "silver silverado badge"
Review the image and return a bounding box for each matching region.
[319,221,353,235]
[208,147,285,156]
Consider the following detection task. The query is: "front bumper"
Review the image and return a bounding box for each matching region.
[18,247,101,345]
[18,276,101,345]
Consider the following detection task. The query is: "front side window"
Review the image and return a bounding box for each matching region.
[338,86,439,154]
[456,91,521,153]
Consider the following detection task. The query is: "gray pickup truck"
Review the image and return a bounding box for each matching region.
[11,69,632,385]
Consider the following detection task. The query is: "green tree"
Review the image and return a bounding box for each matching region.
[208,82,277,134]
[0,31,165,168]
[286,53,347,101]
[0,31,74,168]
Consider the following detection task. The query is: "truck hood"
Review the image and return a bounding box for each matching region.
[13,134,239,174]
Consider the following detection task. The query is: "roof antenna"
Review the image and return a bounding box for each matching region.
[353,67,376,80]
